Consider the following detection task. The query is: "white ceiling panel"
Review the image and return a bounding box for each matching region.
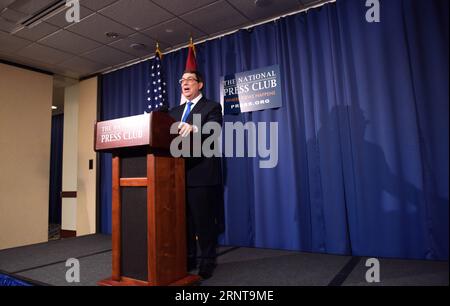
[108,32,159,57]
[181,0,250,35]
[8,0,56,15]
[150,0,218,16]
[0,17,17,33]
[38,28,102,54]
[66,13,135,44]
[17,42,72,64]
[0,0,15,11]
[99,0,174,31]
[80,0,119,11]
[82,45,135,66]
[59,56,106,74]
[44,4,94,28]
[0,29,31,53]
[142,17,206,49]
[1,7,28,24]
[13,21,59,41]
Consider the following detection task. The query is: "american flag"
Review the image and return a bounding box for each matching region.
[146,53,167,112]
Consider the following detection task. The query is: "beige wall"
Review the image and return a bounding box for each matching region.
[0,63,53,250]
[61,84,79,231]
[61,77,98,236]
[77,77,97,236]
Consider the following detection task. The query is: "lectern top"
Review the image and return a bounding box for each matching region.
[94,111,176,153]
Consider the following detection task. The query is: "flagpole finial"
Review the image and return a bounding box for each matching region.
[187,37,196,59]
[155,41,162,59]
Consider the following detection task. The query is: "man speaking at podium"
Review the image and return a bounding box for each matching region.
[169,70,223,280]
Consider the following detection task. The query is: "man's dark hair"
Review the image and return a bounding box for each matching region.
[183,70,204,83]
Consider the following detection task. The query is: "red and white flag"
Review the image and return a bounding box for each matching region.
[180,38,197,105]
[185,38,197,71]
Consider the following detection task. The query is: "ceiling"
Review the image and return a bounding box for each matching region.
[1,0,332,83]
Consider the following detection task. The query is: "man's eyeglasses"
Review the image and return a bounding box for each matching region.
[179,77,198,84]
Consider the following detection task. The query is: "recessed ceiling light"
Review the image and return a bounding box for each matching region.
[52,106,58,110]
[130,43,147,50]
[105,32,120,39]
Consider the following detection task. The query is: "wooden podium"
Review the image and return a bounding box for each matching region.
[94,111,200,286]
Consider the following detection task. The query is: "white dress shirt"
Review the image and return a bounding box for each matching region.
[180,93,203,133]
[180,93,203,121]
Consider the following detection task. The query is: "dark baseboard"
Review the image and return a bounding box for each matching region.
[61,191,77,198]
[60,230,76,238]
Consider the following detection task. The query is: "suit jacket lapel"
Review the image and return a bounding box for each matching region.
[172,104,185,121]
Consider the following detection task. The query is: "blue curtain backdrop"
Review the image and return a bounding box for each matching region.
[49,114,64,225]
[100,0,449,260]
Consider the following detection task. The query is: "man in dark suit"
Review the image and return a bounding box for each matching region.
[169,70,223,279]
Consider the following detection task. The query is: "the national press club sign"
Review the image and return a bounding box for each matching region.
[220,65,282,114]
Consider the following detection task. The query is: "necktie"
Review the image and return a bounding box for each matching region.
[181,101,193,123]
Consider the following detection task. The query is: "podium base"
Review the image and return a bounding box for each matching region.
[98,274,201,286]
